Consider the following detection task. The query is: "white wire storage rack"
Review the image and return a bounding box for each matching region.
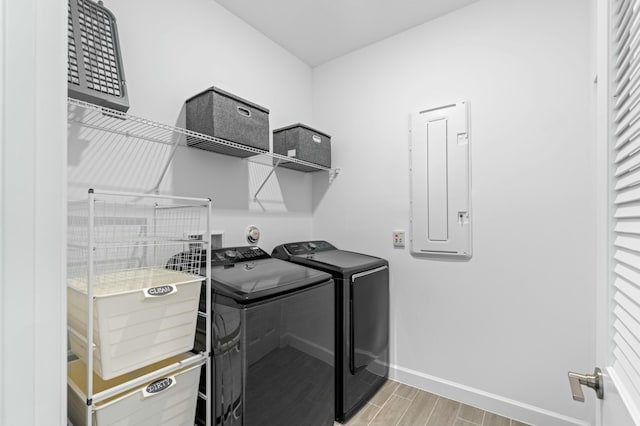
[67,97,340,197]
[67,189,212,426]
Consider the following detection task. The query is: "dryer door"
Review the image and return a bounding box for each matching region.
[350,266,389,374]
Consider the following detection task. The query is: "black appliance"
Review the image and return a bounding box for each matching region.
[192,245,335,426]
[272,241,389,423]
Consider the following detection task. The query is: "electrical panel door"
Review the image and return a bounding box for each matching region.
[410,102,471,258]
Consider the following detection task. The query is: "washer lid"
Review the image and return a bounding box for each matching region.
[291,250,387,276]
[212,258,332,302]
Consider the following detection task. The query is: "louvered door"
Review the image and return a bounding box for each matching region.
[599,0,640,423]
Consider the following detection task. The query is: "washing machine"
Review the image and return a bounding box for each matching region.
[190,245,335,426]
[271,241,389,423]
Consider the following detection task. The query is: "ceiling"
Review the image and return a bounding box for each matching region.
[214,0,480,67]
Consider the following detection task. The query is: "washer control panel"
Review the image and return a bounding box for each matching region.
[210,246,270,266]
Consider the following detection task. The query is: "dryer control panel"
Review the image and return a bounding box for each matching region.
[272,240,336,258]
[210,246,271,266]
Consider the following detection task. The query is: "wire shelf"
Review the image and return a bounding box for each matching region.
[68,97,337,172]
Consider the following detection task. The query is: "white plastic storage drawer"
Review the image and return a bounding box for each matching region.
[68,267,202,379]
[68,353,203,426]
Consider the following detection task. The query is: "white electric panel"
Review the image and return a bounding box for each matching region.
[410,102,471,258]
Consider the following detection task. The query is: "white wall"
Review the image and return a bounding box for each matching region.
[68,0,318,249]
[1,0,67,425]
[311,0,595,425]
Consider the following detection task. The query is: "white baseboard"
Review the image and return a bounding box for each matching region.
[390,364,590,426]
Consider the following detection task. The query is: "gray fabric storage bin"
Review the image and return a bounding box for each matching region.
[185,87,270,157]
[273,124,331,172]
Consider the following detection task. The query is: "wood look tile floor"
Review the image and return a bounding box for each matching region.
[336,380,531,426]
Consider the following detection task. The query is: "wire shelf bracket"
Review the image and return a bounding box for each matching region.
[252,157,341,200]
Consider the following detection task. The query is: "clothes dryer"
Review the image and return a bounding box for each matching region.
[272,241,389,423]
